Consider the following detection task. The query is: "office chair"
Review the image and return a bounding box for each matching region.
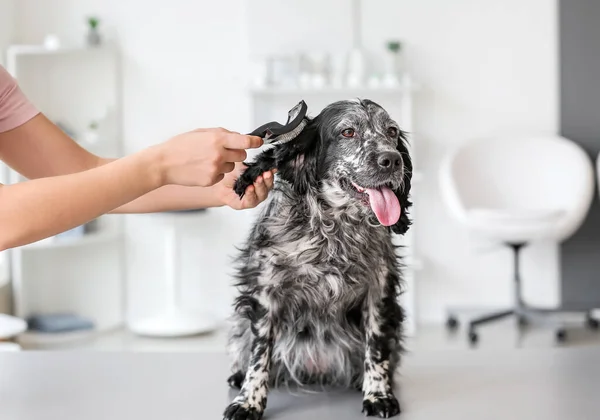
[439,135,596,345]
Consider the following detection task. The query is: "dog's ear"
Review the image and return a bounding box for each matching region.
[391,131,413,235]
[234,118,322,197]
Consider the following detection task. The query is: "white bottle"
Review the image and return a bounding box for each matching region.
[329,53,346,88]
[346,48,366,88]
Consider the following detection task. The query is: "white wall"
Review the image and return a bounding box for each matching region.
[248,0,560,322]
[368,0,560,322]
[0,0,15,65]
[10,0,559,325]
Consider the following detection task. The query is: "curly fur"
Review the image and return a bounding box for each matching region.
[223,99,413,420]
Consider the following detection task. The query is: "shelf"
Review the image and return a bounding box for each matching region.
[17,328,101,347]
[7,42,126,333]
[7,44,114,57]
[21,230,121,251]
[249,85,417,96]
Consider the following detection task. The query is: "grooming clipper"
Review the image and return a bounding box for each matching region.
[248,100,308,145]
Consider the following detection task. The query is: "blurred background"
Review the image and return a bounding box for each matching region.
[1,0,599,352]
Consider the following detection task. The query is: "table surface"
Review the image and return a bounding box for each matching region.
[2,347,600,420]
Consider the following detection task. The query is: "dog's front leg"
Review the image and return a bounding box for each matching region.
[223,311,273,420]
[361,286,402,418]
[234,149,277,198]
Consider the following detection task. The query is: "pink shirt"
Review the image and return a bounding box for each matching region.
[0,64,39,133]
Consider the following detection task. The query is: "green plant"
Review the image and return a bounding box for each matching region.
[87,17,100,29]
[387,40,402,54]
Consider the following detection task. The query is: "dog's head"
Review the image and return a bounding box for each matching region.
[275,99,412,233]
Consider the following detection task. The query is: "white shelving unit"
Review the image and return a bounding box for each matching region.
[249,86,414,96]
[3,43,125,343]
[248,74,422,335]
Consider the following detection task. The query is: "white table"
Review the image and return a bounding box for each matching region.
[2,348,600,419]
[128,210,216,337]
[0,314,26,351]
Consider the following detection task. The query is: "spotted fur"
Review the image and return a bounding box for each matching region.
[223,99,413,420]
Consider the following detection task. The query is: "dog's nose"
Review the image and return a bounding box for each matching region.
[377,151,402,172]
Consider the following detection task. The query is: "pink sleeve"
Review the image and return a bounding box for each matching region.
[0,64,40,133]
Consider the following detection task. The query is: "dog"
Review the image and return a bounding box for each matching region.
[223,98,413,420]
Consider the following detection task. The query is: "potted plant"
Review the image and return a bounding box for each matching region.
[387,40,402,55]
[81,120,100,145]
[86,16,101,47]
[382,40,403,87]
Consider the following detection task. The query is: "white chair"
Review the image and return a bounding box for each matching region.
[440,135,596,344]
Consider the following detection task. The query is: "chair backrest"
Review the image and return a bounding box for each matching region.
[440,135,595,240]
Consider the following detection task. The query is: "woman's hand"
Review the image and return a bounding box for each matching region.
[212,163,276,210]
[152,128,263,188]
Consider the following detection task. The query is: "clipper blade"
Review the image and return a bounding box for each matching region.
[267,118,308,144]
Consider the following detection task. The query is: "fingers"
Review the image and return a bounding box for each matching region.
[193,127,233,133]
[262,170,275,190]
[221,162,235,174]
[223,133,263,150]
[242,185,259,208]
[223,149,247,163]
[213,173,225,184]
[253,175,268,202]
[239,170,275,208]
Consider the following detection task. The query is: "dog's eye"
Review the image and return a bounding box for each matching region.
[341,128,355,138]
[387,127,398,137]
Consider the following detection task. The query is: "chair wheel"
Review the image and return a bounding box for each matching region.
[446,316,459,330]
[586,315,599,330]
[556,329,567,343]
[468,330,478,345]
[517,316,528,327]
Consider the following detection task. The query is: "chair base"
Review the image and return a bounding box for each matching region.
[446,306,599,346]
[446,242,599,346]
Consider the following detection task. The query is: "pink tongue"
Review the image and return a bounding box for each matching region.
[365,187,401,226]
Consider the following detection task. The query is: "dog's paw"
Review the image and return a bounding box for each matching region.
[362,394,401,418]
[223,401,263,420]
[227,371,244,389]
[233,164,263,198]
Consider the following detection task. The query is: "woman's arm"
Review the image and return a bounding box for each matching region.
[0,113,271,212]
[0,146,162,250]
[0,114,264,250]
[99,158,275,213]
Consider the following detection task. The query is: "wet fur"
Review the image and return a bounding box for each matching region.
[224,99,413,419]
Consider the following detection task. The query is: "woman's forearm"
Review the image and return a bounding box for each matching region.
[0,148,162,251]
[96,158,223,213]
[0,112,268,247]
[110,184,223,213]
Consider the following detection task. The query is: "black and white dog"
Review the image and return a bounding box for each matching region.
[224,99,413,420]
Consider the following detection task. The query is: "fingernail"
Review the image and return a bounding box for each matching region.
[257,176,263,183]
[264,172,271,179]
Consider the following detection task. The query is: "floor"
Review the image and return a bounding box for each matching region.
[8,346,600,420]
[17,315,600,352]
